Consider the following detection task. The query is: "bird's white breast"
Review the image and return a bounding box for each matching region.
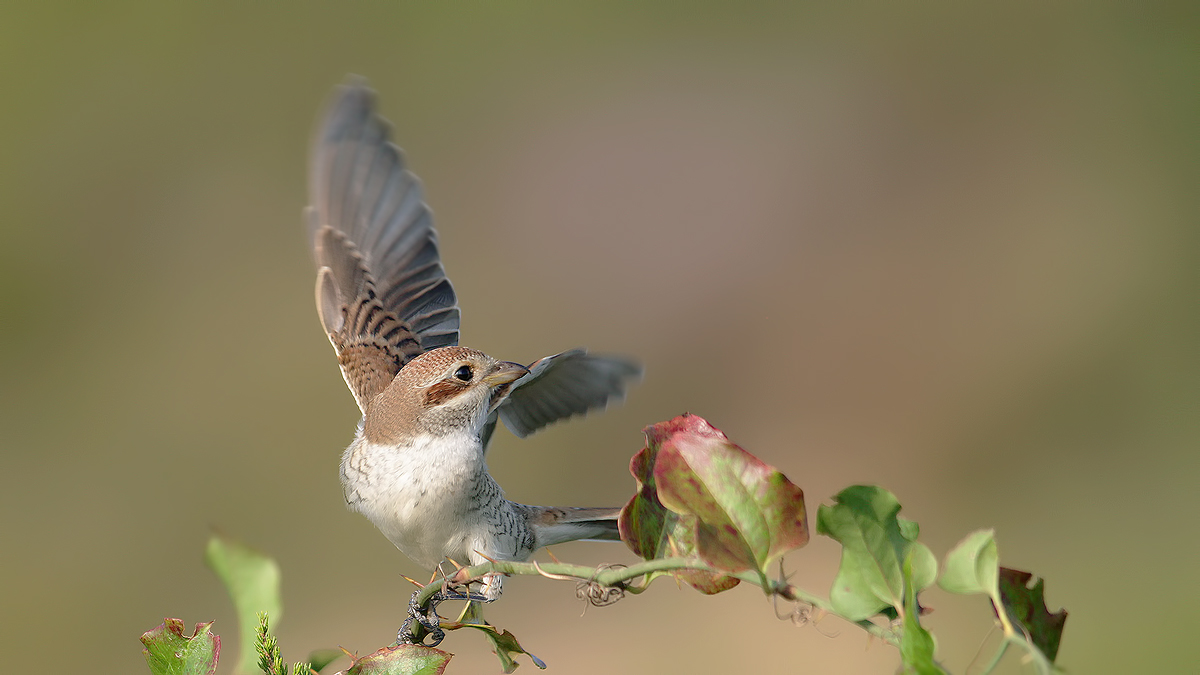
[339,426,524,569]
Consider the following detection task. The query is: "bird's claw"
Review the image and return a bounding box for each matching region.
[396,580,495,646]
[397,590,445,646]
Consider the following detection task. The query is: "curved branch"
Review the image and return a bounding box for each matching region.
[415,557,900,647]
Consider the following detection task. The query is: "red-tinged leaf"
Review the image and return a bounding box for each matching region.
[345,644,452,675]
[649,414,808,576]
[618,438,688,563]
[996,568,1068,662]
[643,412,726,446]
[676,568,741,594]
[618,447,673,559]
[140,618,220,675]
[619,423,740,593]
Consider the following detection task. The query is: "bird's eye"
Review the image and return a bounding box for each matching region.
[453,365,473,382]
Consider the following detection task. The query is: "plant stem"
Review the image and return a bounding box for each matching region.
[417,557,899,647]
[979,638,1009,675]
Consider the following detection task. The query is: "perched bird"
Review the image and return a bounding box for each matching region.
[306,78,640,600]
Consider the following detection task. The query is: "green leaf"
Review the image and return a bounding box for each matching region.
[205,534,281,675]
[898,554,946,675]
[345,645,452,675]
[622,413,808,583]
[481,628,546,673]
[444,607,545,673]
[816,486,936,621]
[996,568,1068,663]
[140,618,221,675]
[939,529,999,597]
[897,517,920,541]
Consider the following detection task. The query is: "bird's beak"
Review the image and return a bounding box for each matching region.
[484,361,529,387]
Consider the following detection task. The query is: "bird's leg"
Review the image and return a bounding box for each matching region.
[397,588,445,646]
[466,550,506,602]
[479,573,504,601]
[396,568,496,646]
[431,575,493,605]
[439,557,499,604]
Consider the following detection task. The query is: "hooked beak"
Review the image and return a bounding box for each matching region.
[484,361,528,412]
[483,361,528,387]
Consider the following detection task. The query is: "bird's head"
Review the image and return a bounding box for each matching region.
[362,346,528,443]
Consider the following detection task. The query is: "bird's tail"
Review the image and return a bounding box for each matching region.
[520,505,623,547]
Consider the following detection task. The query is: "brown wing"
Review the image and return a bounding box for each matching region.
[307,77,460,412]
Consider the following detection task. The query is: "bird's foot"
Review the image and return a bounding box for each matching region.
[396,578,496,646]
[397,589,445,646]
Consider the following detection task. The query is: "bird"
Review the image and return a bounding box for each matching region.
[305,78,640,601]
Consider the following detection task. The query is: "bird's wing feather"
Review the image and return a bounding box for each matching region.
[497,349,642,439]
[308,77,460,411]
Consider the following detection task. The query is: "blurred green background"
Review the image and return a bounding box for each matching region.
[1,3,1195,673]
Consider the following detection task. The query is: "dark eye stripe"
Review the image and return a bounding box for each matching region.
[423,379,466,407]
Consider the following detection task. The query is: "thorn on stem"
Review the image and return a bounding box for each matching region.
[472,550,501,565]
[531,560,576,581]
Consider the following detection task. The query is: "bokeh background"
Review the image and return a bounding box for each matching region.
[2,3,1196,673]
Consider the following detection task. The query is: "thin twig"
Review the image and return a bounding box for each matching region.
[410,557,901,647]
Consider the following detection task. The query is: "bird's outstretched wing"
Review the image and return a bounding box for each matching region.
[307,78,460,412]
[481,349,642,448]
